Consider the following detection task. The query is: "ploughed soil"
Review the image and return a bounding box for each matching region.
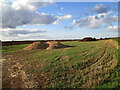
[2,50,40,88]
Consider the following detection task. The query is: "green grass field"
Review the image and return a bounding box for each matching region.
[2,39,120,88]
[2,44,29,53]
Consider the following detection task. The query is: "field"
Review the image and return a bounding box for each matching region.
[2,39,120,88]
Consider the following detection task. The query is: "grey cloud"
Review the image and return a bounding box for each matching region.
[93,4,109,13]
[107,26,119,32]
[1,1,72,28]
[64,25,74,30]
[11,0,53,10]
[95,16,99,19]
[73,18,100,29]
[2,4,57,28]
[1,28,48,41]
[30,14,58,25]
[73,12,118,29]
[95,15,105,20]
[2,29,46,37]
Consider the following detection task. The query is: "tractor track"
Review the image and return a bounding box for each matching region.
[80,40,118,88]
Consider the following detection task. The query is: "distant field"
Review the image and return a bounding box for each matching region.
[2,39,119,88]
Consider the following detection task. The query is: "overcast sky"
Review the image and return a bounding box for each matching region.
[0,0,118,41]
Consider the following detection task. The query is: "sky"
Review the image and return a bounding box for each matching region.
[0,0,119,41]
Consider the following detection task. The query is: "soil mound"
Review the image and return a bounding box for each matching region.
[23,41,67,50]
[46,41,67,50]
[23,41,49,50]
